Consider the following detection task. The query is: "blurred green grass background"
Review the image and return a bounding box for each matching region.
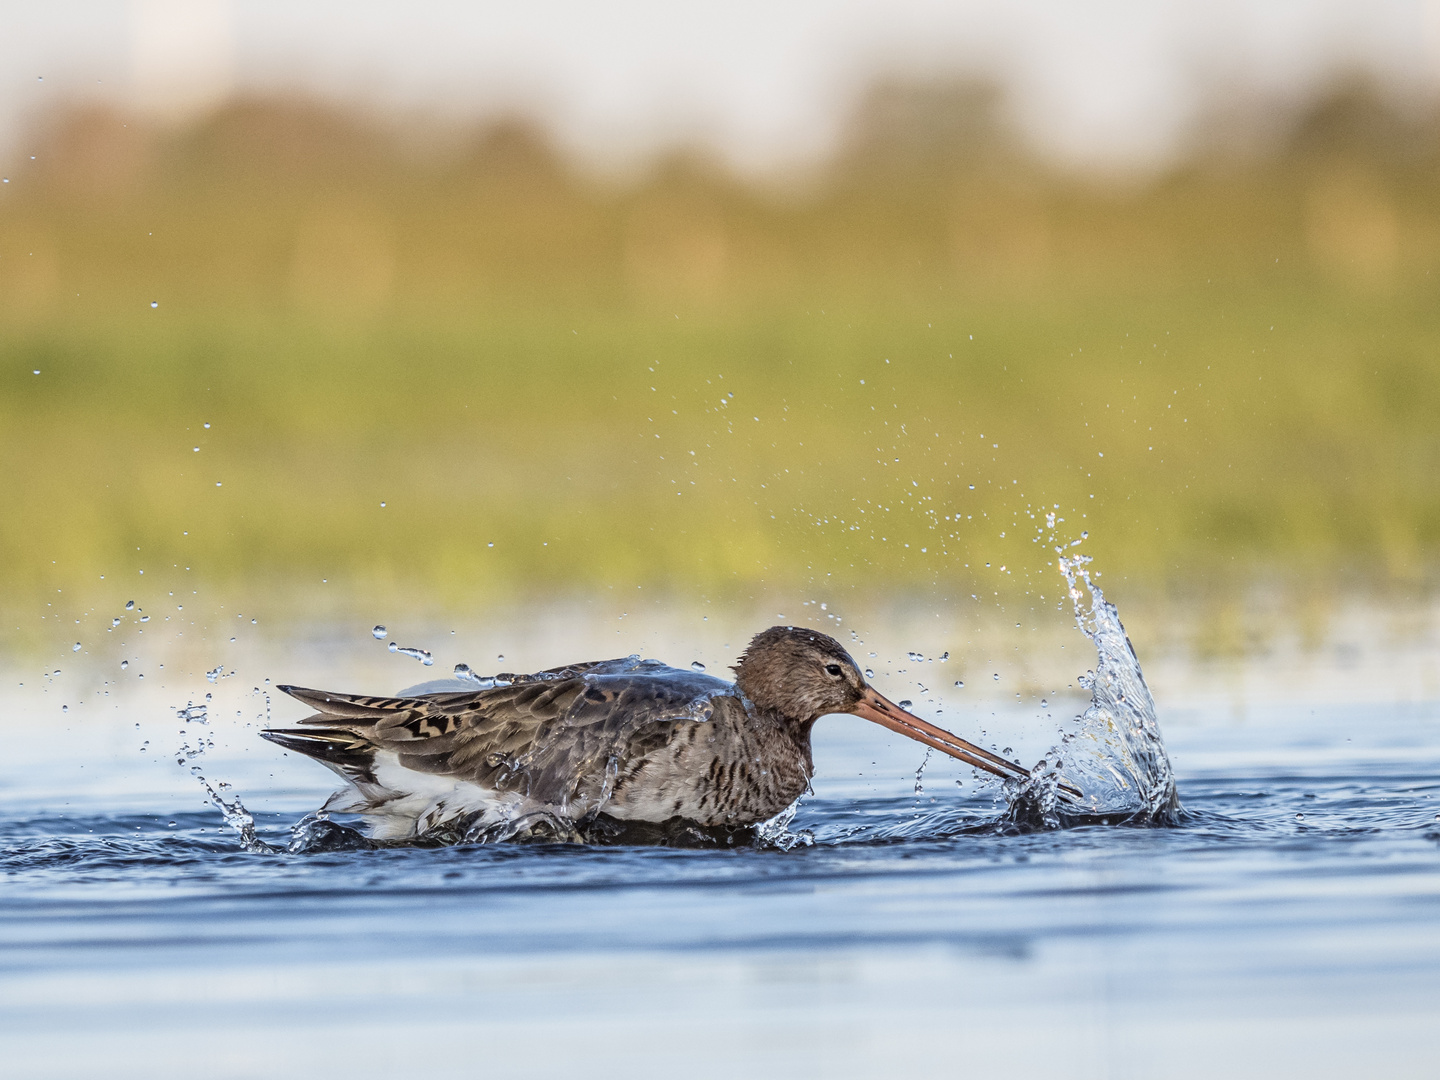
[2,78,1438,616]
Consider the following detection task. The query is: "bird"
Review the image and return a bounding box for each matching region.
[262,625,1041,844]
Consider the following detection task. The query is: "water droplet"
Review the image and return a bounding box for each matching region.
[939,652,949,662]
[205,665,224,683]
[993,673,1000,681]
[61,705,68,713]
[690,660,706,671]
[954,680,964,688]
[121,660,129,670]
[72,642,81,651]
[864,668,874,679]
[907,651,924,662]
[1295,813,1305,821]
[898,699,913,708]
[111,617,121,627]
[125,600,135,610]
[1040,698,1048,707]
[372,625,387,639]
[388,641,398,652]
[150,301,158,308]
[140,615,150,622]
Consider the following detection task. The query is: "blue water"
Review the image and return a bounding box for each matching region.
[3,691,1440,1078]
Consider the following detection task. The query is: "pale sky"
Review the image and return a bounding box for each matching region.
[2,1,1438,174]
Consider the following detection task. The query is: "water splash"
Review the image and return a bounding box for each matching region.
[1006,553,1180,827]
[914,747,932,796]
[175,697,209,731]
[285,811,373,853]
[173,695,277,854]
[388,641,434,665]
[194,771,277,854]
[755,799,814,851]
[463,810,588,845]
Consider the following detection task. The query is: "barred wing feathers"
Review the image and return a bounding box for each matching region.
[264,658,733,811]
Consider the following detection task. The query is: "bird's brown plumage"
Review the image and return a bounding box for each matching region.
[263,626,1033,841]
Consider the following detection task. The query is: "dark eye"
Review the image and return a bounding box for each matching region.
[824,663,844,677]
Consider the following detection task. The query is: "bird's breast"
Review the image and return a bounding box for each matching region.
[606,709,811,827]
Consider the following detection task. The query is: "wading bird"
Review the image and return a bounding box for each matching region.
[263,625,1043,843]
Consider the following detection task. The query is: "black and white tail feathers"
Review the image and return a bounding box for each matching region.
[258,684,426,785]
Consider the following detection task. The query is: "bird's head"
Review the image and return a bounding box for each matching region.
[733,625,866,723]
[733,625,1033,785]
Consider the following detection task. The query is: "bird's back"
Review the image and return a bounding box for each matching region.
[263,656,757,837]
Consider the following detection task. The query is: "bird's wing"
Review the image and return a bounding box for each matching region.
[268,660,733,809]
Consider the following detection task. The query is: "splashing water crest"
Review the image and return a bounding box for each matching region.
[172,696,276,854]
[1005,552,1180,828]
[195,771,276,855]
[755,799,815,851]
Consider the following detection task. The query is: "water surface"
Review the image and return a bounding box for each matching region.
[3,599,1439,1078]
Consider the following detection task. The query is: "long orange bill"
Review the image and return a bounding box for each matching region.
[850,686,1081,799]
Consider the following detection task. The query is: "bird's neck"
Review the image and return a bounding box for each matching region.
[750,702,816,768]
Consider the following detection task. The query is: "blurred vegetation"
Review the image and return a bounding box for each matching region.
[2,76,1439,615]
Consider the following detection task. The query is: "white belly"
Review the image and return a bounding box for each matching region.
[326,752,547,841]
